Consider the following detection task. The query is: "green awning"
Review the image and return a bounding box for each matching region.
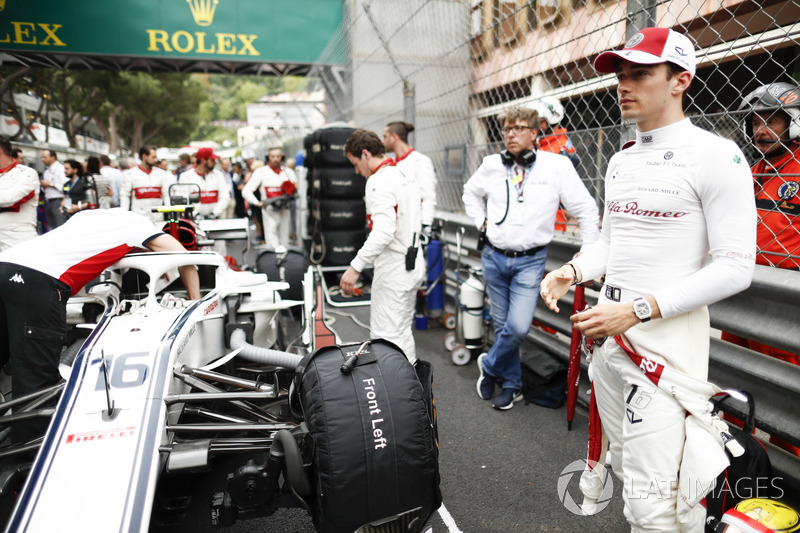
[0,0,344,74]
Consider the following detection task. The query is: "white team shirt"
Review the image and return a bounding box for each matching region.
[396,149,437,226]
[241,165,298,207]
[572,119,757,319]
[351,161,422,274]
[0,209,162,293]
[42,160,66,200]
[179,167,231,218]
[120,165,172,223]
[463,150,600,251]
[0,162,40,251]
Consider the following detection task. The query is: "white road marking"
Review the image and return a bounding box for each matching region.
[438,502,464,533]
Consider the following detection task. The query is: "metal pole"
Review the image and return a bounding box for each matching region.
[363,2,416,137]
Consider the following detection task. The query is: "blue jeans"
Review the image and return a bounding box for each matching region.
[480,246,547,391]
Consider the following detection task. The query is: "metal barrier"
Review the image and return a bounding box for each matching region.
[435,212,800,497]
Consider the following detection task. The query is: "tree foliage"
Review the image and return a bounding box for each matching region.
[0,67,206,152]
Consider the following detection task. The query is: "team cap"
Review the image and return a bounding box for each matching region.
[195,147,220,160]
[594,27,696,77]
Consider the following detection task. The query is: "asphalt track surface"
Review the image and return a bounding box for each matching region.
[174,305,630,533]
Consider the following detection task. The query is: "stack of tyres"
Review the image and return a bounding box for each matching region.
[307,126,368,267]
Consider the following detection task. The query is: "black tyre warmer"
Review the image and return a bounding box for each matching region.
[294,339,441,533]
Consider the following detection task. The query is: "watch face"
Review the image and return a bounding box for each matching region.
[634,300,650,318]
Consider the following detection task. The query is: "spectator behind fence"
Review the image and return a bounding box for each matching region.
[720,82,800,365]
[531,96,580,169]
[339,129,425,364]
[531,97,581,233]
[40,149,67,230]
[463,105,599,411]
[383,121,437,239]
[540,27,757,531]
[0,136,39,251]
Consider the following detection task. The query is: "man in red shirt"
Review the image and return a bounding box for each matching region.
[722,83,800,366]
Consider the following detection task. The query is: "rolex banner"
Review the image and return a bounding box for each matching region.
[0,0,343,64]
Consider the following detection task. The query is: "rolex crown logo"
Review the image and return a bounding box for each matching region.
[186,0,219,26]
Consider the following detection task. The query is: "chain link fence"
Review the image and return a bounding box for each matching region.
[307,0,800,265]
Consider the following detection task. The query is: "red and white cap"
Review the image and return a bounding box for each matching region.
[594,27,696,77]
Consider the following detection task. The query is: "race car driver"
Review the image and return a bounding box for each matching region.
[339,129,425,364]
[241,147,298,247]
[120,145,172,224]
[0,135,39,251]
[0,208,200,442]
[539,27,757,531]
[179,147,231,219]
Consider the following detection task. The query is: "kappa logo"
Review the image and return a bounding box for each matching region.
[9,273,24,284]
[187,0,220,27]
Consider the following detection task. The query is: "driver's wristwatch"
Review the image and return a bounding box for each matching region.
[633,297,652,323]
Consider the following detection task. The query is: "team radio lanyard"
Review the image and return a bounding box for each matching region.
[509,164,528,202]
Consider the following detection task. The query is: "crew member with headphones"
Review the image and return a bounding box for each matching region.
[242,147,298,248]
[462,106,599,410]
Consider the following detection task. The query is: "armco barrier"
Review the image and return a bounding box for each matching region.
[435,212,800,497]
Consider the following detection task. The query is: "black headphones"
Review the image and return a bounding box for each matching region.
[500,149,536,167]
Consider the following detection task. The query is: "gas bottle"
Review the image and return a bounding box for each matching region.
[458,270,484,346]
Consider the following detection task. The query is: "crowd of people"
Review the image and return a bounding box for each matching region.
[0,143,303,249]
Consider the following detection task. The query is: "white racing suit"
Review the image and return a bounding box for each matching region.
[396,148,437,228]
[350,162,424,363]
[241,165,298,247]
[178,167,231,219]
[570,119,757,532]
[0,162,40,251]
[580,314,730,533]
[120,165,172,224]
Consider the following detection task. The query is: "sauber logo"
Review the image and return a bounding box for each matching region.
[607,200,688,218]
[66,427,136,444]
